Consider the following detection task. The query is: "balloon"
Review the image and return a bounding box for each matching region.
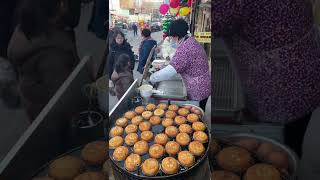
[187,0,192,6]
[169,7,179,16]
[159,4,170,15]
[170,0,180,8]
[179,7,190,16]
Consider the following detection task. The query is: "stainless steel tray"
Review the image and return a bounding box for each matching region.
[154,79,187,99]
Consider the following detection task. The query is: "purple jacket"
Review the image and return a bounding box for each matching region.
[170,37,211,101]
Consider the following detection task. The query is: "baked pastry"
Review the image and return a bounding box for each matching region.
[179,124,193,134]
[115,117,128,127]
[154,133,169,145]
[178,108,190,117]
[165,141,181,156]
[193,131,209,143]
[178,151,195,168]
[113,146,129,161]
[150,116,161,125]
[141,131,154,142]
[142,111,153,120]
[265,151,289,170]
[157,103,168,110]
[48,156,84,180]
[142,158,160,176]
[192,122,206,131]
[125,133,139,146]
[154,108,165,117]
[81,141,108,165]
[211,170,241,180]
[32,177,55,180]
[133,140,149,155]
[125,124,138,134]
[244,163,281,180]
[188,141,205,156]
[109,126,124,138]
[174,116,187,125]
[168,104,179,112]
[73,172,105,180]
[125,153,142,172]
[149,144,165,159]
[210,139,221,155]
[233,138,260,152]
[165,110,177,119]
[135,106,145,115]
[124,111,136,120]
[139,121,152,131]
[146,103,157,111]
[162,118,174,127]
[165,126,179,138]
[176,133,191,146]
[187,113,199,123]
[217,146,254,173]
[161,157,179,175]
[109,136,124,149]
[132,116,144,125]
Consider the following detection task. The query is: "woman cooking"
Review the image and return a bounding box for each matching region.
[149,19,211,111]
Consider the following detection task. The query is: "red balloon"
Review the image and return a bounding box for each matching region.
[187,0,192,7]
[170,0,180,8]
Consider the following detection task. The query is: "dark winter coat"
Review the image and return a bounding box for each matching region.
[7,26,79,121]
[111,70,134,99]
[138,39,157,74]
[107,42,135,79]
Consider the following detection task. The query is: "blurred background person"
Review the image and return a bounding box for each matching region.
[137,29,157,74]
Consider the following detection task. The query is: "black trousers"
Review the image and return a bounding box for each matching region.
[200,98,209,112]
[284,113,311,158]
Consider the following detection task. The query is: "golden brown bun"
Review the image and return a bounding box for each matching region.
[174,116,187,125]
[132,116,144,125]
[165,110,177,119]
[179,124,193,134]
[192,122,206,131]
[81,141,108,165]
[146,103,157,111]
[142,111,153,120]
[168,104,179,112]
[150,116,161,125]
[188,141,205,156]
[165,126,179,138]
[48,156,84,180]
[141,131,154,142]
[162,118,174,127]
[233,138,260,152]
[154,133,169,145]
[125,153,142,172]
[109,136,124,149]
[265,151,289,170]
[125,133,139,146]
[142,158,160,176]
[243,163,281,180]
[178,108,190,117]
[193,131,209,143]
[113,146,129,161]
[153,109,165,117]
[124,111,136,120]
[157,103,168,110]
[115,118,128,127]
[217,146,254,173]
[125,124,138,134]
[211,170,241,180]
[178,151,195,167]
[161,157,179,175]
[187,113,199,123]
[139,121,152,131]
[133,140,149,155]
[32,177,55,180]
[109,126,124,138]
[149,144,165,159]
[73,172,105,180]
[135,106,145,115]
[165,141,181,156]
[176,133,191,146]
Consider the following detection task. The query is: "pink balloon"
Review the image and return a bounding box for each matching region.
[159,4,170,15]
[170,0,180,8]
[187,0,192,7]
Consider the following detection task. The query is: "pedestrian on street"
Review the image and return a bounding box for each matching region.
[132,23,138,37]
[107,31,135,80]
[137,29,157,74]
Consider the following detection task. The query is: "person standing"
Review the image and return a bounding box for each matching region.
[137,29,157,74]
[132,23,138,37]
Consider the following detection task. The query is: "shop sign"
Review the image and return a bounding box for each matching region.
[194,32,211,43]
[120,0,135,10]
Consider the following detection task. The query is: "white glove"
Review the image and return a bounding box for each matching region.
[150,65,177,83]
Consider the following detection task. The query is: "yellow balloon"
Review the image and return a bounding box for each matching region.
[179,7,190,16]
[169,7,179,15]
